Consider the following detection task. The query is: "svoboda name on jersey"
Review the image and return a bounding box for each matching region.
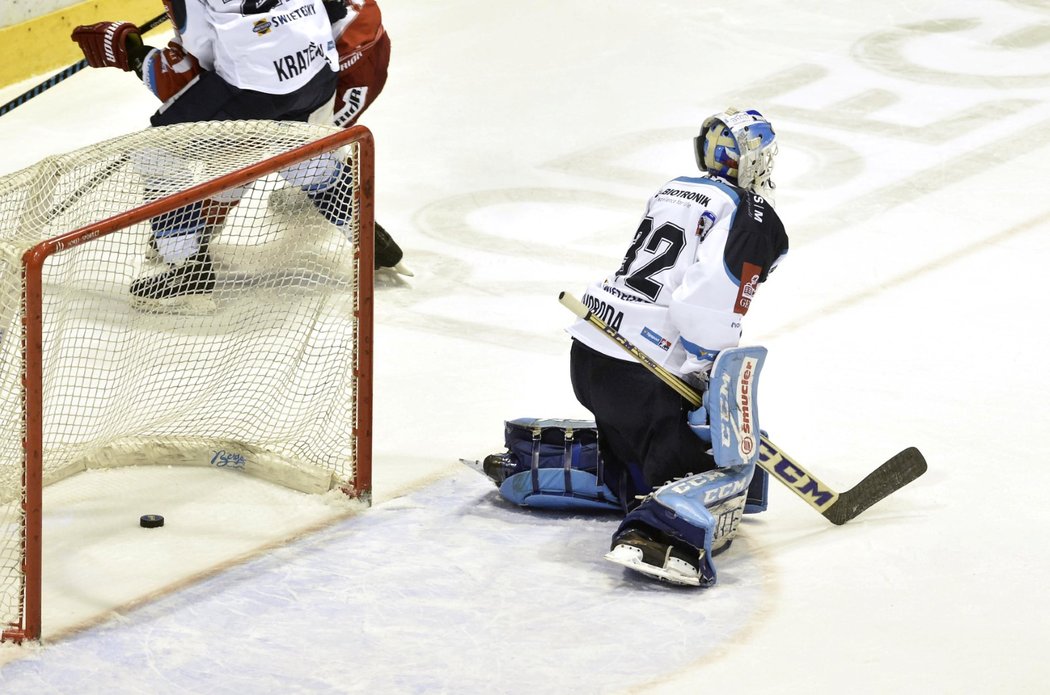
[581,292,625,332]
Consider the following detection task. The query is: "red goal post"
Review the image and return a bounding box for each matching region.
[0,121,374,642]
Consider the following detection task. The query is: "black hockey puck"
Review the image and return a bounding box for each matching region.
[140,514,165,528]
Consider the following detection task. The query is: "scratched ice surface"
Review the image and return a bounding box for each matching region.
[0,0,1049,692]
[0,472,764,694]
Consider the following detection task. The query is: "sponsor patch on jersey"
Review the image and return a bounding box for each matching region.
[734,262,762,314]
[253,4,318,36]
[641,327,672,351]
[657,188,711,207]
[696,210,717,241]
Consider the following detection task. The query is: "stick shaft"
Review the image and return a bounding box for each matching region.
[559,292,702,406]
[558,290,923,523]
[0,13,169,118]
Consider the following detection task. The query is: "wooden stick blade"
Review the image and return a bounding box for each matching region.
[821,447,928,525]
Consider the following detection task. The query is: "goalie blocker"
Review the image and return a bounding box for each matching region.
[474,346,769,587]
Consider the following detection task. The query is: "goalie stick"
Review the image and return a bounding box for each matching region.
[0,12,169,118]
[558,291,927,525]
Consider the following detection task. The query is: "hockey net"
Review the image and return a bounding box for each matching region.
[0,120,374,641]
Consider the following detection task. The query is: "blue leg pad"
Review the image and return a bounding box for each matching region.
[612,464,753,586]
[491,418,621,512]
[706,346,766,470]
[744,465,769,514]
[500,469,621,512]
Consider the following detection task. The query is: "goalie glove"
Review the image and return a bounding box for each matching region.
[71,22,147,72]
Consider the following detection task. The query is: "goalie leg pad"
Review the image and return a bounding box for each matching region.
[696,346,767,470]
[500,469,621,512]
[745,464,769,514]
[607,463,753,586]
[489,418,621,512]
[703,346,769,513]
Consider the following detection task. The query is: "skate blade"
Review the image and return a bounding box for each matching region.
[376,262,414,279]
[459,458,487,476]
[604,544,701,587]
[130,293,217,316]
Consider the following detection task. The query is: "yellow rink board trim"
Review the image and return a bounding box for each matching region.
[0,0,167,89]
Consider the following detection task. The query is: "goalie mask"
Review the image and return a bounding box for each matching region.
[695,108,777,201]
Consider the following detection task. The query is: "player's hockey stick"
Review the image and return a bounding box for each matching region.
[558,291,927,525]
[0,12,169,118]
[40,154,131,224]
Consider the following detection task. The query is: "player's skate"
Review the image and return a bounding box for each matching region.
[374,222,409,275]
[130,251,216,313]
[605,528,703,587]
[269,167,412,275]
[310,183,412,276]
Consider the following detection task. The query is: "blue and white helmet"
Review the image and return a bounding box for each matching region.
[695,108,777,200]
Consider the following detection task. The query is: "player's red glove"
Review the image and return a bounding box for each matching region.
[71,22,144,72]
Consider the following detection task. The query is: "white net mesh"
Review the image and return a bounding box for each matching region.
[0,120,370,637]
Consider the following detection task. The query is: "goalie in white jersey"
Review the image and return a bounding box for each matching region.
[477,109,788,586]
[568,107,788,503]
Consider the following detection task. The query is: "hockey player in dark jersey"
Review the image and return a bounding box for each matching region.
[480,108,788,587]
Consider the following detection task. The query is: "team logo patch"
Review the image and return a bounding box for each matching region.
[696,211,717,241]
[695,344,719,362]
[252,19,273,35]
[734,262,762,314]
[641,327,672,351]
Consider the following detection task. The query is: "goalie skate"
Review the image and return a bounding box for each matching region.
[459,453,515,485]
[604,529,703,587]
